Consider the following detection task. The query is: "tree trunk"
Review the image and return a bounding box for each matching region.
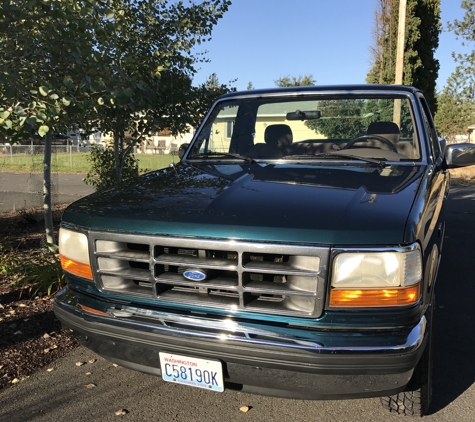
[114,130,122,184]
[43,131,55,246]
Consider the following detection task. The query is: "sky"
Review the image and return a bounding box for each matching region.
[191,0,470,92]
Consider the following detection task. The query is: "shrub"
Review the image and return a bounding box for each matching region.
[1,242,65,297]
[83,145,139,191]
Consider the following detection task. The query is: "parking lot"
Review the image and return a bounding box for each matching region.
[0,184,475,421]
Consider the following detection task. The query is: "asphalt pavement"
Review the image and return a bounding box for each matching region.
[1,184,475,421]
[0,172,94,213]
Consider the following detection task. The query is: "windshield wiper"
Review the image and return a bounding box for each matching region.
[189,152,257,163]
[281,152,387,167]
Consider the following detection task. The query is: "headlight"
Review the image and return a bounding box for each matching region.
[59,228,93,280]
[329,246,422,307]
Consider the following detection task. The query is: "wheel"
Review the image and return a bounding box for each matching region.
[343,134,398,153]
[380,300,434,416]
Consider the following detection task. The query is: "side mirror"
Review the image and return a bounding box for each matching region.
[445,143,475,168]
[178,143,190,159]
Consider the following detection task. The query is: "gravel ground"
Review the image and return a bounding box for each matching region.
[0,205,78,391]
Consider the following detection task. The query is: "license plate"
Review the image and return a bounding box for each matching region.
[159,352,224,392]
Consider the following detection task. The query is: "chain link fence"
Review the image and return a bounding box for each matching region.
[0,142,183,160]
[0,144,94,161]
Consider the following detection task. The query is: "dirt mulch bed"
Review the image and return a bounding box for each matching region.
[0,204,78,392]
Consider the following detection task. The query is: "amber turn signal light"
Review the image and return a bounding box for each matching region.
[329,284,420,307]
[79,304,109,316]
[60,254,93,280]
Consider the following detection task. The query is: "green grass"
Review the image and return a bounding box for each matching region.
[137,154,175,173]
[0,152,175,173]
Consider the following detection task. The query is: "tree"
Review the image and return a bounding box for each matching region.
[434,67,475,142]
[366,0,441,114]
[305,98,411,139]
[307,100,366,139]
[274,75,316,87]
[367,0,392,85]
[435,92,475,142]
[0,0,105,245]
[0,0,231,244]
[70,1,232,185]
[434,1,475,140]
[447,0,475,100]
[188,73,236,130]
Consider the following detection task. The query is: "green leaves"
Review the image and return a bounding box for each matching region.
[435,65,475,141]
[14,106,27,117]
[2,243,65,298]
[38,125,49,137]
[25,116,39,126]
[274,75,316,87]
[39,86,49,97]
[0,110,11,120]
[0,0,232,171]
[446,0,475,101]
[123,88,134,97]
[105,9,115,19]
[84,145,139,191]
[366,0,441,113]
[63,75,75,89]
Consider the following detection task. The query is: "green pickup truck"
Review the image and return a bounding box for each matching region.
[54,85,475,416]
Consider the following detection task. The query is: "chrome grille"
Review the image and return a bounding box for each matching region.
[91,232,329,318]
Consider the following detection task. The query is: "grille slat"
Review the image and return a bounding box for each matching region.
[92,233,328,318]
[244,281,317,296]
[157,273,238,289]
[156,254,237,269]
[158,290,240,308]
[99,250,149,261]
[245,299,317,316]
[243,261,320,276]
[99,267,150,280]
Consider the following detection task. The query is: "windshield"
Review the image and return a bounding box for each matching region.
[188,94,421,162]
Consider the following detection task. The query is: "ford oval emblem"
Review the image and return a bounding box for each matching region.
[183,269,208,281]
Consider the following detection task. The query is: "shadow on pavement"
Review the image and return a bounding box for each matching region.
[430,185,475,413]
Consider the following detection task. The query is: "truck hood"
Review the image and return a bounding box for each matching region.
[63,162,425,245]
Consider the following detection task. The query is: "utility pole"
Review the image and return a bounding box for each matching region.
[394,0,407,125]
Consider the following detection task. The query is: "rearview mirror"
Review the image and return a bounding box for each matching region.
[286,110,321,121]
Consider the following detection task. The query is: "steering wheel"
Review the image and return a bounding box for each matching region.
[343,134,398,153]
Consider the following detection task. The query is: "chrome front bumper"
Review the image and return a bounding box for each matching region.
[54,287,427,399]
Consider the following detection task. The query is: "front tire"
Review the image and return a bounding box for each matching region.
[380,303,434,416]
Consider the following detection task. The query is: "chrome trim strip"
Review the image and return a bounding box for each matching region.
[55,289,426,354]
[331,242,420,256]
[104,305,426,354]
